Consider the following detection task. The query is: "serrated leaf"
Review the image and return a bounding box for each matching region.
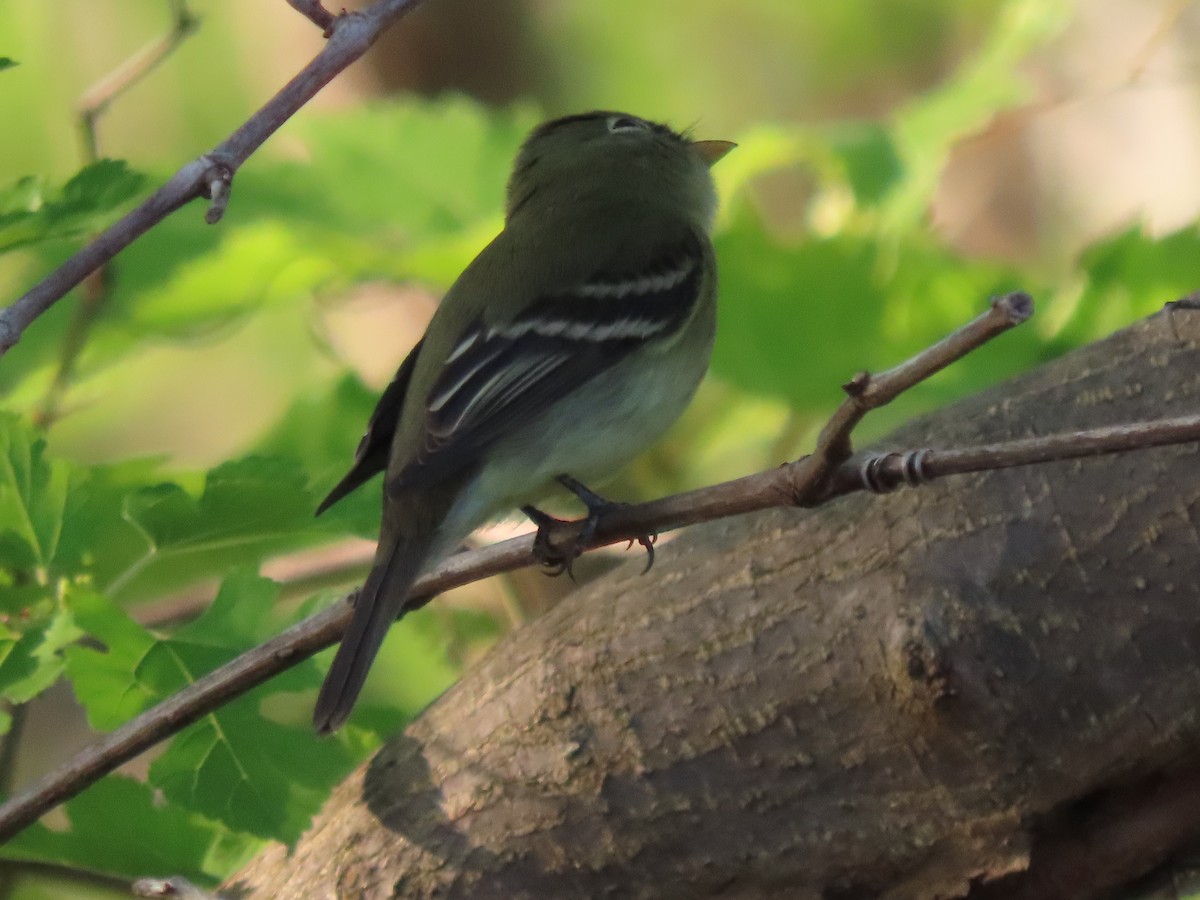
[149,701,362,842]
[103,455,331,603]
[0,413,72,574]
[65,590,177,728]
[65,573,375,841]
[0,608,80,714]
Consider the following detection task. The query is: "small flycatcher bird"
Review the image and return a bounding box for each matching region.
[312,111,734,733]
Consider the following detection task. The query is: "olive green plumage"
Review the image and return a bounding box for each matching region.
[313,111,733,733]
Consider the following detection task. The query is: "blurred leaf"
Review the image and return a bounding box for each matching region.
[0,58,17,73]
[263,98,537,239]
[712,209,883,408]
[255,373,383,537]
[825,121,903,207]
[1,775,258,884]
[884,0,1070,229]
[347,603,493,734]
[1064,224,1200,343]
[0,160,145,254]
[126,221,350,336]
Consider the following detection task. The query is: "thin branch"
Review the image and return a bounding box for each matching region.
[286,0,339,37]
[830,414,1200,499]
[793,290,1034,503]
[0,0,429,357]
[35,3,198,429]
[77,0,199,161]
[2,298,1199,846]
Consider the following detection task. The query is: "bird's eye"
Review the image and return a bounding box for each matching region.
[607,115,647,133]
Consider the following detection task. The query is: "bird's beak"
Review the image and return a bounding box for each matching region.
[691,139,737,166]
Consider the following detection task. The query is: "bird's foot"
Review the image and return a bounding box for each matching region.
[521,475,657,580]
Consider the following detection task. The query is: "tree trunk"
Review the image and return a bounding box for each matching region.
[229,306,1200,899]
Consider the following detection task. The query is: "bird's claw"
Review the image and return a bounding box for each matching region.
[521,476,659,579]
[626,532,658,574]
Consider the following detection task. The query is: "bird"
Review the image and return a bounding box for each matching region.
[312,110,734,733]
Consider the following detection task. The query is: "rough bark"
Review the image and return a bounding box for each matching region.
[230,306,1200,899]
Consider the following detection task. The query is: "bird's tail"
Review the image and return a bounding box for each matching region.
[312,528,435,734]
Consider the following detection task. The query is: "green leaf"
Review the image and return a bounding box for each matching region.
[0,160,146,254]
[0,58,17,73]
[264,98,537,239]
[102,455,330,603]
[65,572,375,842]
[0,413,72,573]
[128,99,533,335]
[0,608,79,718]
[125,220,349,335]
[711,211,884,408]
[64,589,174,727]
[1,775,259,884]
[1064,224,1200,343]
[255,374,386,536]
[825,121,903,207]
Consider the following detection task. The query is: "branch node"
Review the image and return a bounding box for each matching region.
[860,449,934,494]
[993,290,1035,324]
[842,371,872,398]
[202,159,234,225]
[287,0,339,36]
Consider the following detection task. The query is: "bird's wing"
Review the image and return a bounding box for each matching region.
[315,338,425,515]
[390,231,706,490]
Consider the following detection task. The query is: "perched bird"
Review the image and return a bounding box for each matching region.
[312,111,734,733]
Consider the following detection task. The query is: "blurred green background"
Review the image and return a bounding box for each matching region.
[2,0,1200,896]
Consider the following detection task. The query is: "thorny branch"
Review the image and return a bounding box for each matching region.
[4,294,1200,845]
[0,0,429,357]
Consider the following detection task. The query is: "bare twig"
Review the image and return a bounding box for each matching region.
[35,3,198,429]
[287,0,339,37]
[0,0,429,357]
[793,291,1034,504]
[2,298,1198,845]
[833,414,1200,499]
[77,0,199,161]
